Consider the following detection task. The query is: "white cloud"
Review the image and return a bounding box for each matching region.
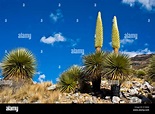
[38,74,46,83]
[121,48,154,57]
[122,0,136,4]
[56,77,59,82]
[121,38,135,45]
[50,9,63,23]
[40,33,80,47]
[33,81,37,84]
[40,33,66,45]
[122,0,155,11]
[35,71,41,75]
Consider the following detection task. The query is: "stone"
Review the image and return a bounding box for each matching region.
[133,81,141,88]
[142,81,153,92]
[47,85,56,91]
[112,96,120,104]
[129,88,139,95]
[74,93,79,97]
[72,100,78,104]
[84,100,92,104]
[120,88,128,92]
[79,95,83,99]
[152,95,155,98]
[105,96,111,100]
[129,97,142,103]
[92,99,97,103]
[8,99,17,103]
[55,101,59,104]
[119,100,126,104]
[22,99,28,103]
[33,100,41,103]
[66,94,71,99]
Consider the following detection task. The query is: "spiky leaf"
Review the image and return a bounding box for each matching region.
[57,65,82,93]
[1,48,36,81]
[104,53,130,83]
[82,51,105,80]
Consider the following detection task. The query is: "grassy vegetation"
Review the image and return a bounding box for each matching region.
[0,82,60,103]
[57,65,82,93]
[1,48,36,83]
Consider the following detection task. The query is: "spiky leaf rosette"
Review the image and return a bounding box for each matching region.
[57,65,82,93]
[95,11,103,51]
[82,51,105,80]
[148,55,155,82]
[1,48,36,81]
[104,53,130,84]
[112,16,120,53]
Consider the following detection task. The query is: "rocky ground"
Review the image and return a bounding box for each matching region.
[52,79,155,104]
[0,78,155,104]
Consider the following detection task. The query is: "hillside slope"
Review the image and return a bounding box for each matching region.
[130,54,155,70]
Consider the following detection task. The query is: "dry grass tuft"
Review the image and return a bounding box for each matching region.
[130,77,145,83]
[121,81,133,89]
[151,82,155,87]
[40,90,61,103]
[40,81,52,88]
[0,87,14,103]
[0,81,60,103]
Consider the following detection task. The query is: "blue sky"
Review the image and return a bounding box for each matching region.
[0,0,155,83]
